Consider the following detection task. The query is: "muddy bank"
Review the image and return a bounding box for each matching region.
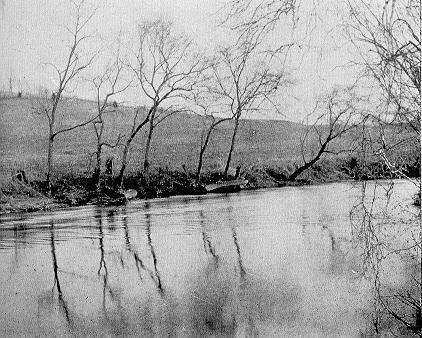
[1,157,420,215]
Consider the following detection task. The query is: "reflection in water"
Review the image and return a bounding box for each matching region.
[95,207,126,327]
[36,220,72,330]
[200,210,218,268]
[0,180,419,336]
[49,220,71,325]
[144,202,164,294]
[123,213,147,281]
[350,181,421,335]
[232,227,246,280]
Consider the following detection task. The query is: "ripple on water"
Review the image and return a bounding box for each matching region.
[0,180,419,337]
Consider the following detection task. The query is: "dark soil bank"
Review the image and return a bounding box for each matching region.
[1,157,420,215]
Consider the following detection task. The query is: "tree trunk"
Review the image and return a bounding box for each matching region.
[288,139,329,181]
[46,135,54,193]
[93,144,102,191]
[224,117,240,178]
[196,147,206,185]
[143,112,155,172]
[196,126,214,185]
[117,107,153,188]
[118,142,130,189]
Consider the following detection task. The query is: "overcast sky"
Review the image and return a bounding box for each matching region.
[0,0,358,121]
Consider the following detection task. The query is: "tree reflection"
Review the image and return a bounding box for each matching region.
[232,227,246,280]
[145,202,164,294]
[200,210,218,268]
[350,181,421,335]
[41,219,72,328]
[183,202,264,336]
[122,213,147,281]
[95,207,125,324]
[121,203,164,295]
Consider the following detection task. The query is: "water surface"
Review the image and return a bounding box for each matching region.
[0,180,419,336]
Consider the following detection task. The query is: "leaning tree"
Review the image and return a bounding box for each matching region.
[288,87,360,181]
[125,19,206,175]
[210,34,287,178]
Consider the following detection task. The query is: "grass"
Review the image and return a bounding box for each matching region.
[0,95,310,180]
[0,94,419,213]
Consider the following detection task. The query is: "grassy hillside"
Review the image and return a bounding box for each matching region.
[0,95,307,180]
[0,94,419,212]
[0,94,418,184]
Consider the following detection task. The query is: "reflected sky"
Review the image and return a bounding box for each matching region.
[0,180,419,336]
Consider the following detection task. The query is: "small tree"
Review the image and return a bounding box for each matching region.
[191,90,234,185]
[33,0,97,192]
[90,49,130,191]
[210,36,287,178]
[128,19,206,172]
[288,88,359,181]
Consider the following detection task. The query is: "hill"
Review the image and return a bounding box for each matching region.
[0,94,418,185]
[0,95,307,181]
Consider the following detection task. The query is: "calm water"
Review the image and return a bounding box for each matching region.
[0,180,420,337]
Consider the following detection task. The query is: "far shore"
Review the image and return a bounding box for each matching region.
[1,160,419,215]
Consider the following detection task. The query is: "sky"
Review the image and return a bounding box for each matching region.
[0,0,359,121]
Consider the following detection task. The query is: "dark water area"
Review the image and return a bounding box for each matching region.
[0,180,420,337]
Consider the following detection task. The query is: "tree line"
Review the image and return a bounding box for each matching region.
[29,0,419,195]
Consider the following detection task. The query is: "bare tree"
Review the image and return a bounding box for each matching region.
[33,0,97,192]
[223,0,298,37]
[346,0,420,192]
[90,49,130,191]
[117,106,150,188]
[288,88,359,181]
[210,36,287,178]
[128,19,206,172]
[191,89,234,185]
[347,0,420,134]
[350,181,421,334]
[346,4,421,332]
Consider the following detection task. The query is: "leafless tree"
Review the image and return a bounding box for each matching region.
[210,36,287,178]
[223,0,298,37]
[90,48,130,191]
[347,0,420,134]
[288,88,359,181]
[350,181,421,334]
[223,0,324,65]
[127,19,206,173]
[346,0,420,191]
[117,106,150,188]
[191,89,234,185]
[32,0,97,192]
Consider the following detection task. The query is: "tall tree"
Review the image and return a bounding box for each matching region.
[210,36,287,178]
[90,47,130,190]
[117,106,150,188]
[191,89,234,185]
[33,0,97,192]
[346,0,420,181]
[128,19,206,173]
[347,0,420,134]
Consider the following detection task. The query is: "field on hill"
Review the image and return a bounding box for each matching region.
[0,95,418,185]
[0,95,310,180]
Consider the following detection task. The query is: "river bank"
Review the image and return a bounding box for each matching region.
[1,157,420,215]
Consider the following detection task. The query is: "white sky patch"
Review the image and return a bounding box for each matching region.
[0,0,362,121]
